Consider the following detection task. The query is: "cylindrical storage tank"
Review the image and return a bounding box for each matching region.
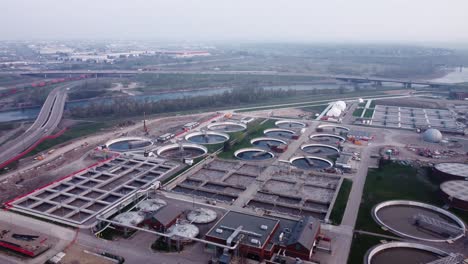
[187,208,218,224]
[167,223,199,244]
[137,199,167,213]
[113,211,146,227]
[432,163,468,182]
[440,180,468,211]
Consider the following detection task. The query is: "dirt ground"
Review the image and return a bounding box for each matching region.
[0,112,217,205]
[0,145,101,204]
[243,107,312,119]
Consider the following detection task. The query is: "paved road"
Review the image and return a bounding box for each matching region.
[0,211,76,264]
[0,83,72,166]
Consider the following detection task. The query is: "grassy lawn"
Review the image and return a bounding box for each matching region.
[348,234,382,264]
[26,122,112,157]
[352,108,364,117]
[349,161,468,263]
[217,119,275,159]
[329,179,353,225]
[363,109,374,118]
[205,143,224,153]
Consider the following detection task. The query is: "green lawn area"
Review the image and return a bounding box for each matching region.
[217,119,275,159]
[329,179,353,225]
[347,234,382,264]
[352,108,364,117]
[369,100,377,108]
[363,109,374,118]
[205,143,224,153]
[349,161,468,263]
[26,122,112,157]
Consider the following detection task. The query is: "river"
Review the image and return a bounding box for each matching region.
[0,84,344,123]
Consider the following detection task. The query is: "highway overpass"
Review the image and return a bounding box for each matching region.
[0,82,72,167]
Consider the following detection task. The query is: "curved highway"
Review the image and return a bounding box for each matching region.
[0,83,72,166]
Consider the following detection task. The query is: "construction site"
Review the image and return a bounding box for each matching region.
[0,94,467,264]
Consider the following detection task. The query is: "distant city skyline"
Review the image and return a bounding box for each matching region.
[1,0,468,45]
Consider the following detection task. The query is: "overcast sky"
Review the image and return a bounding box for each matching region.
[2,0,467,44]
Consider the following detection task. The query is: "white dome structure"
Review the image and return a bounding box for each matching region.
[422,128,443,143]
[326,106,342,117]
[333,101,347,111]
[358,98,364,103]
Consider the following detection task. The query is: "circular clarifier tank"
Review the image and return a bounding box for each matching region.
[275,120,306,129]
[167,223,199,243]
[137,199,167,213]
[301,144,339,156]
[113,211,145,226]
[185,131,229,145]
[250,137,287,149]
[289,156,333,170]
[372,200,466,242]
[207,121,247,133]
[309,134,345,144]
[365,242,450,264]
[106,137,153,152]
[317,124,350,133]
[156,143,207,159]
[187,208,218,224]
[264,128,296,139]
[234,148,274,161]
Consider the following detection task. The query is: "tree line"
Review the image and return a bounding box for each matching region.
[67,87,297,118]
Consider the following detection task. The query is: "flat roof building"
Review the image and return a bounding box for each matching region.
[335,153,352,170]
[205,211,320,261]
[0,228,50,257]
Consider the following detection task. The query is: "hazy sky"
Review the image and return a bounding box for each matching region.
[2,0,467,43]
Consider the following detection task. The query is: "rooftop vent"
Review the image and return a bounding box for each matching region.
[215,228,223,234]
[260,225,268,230]
[250,238,260,245]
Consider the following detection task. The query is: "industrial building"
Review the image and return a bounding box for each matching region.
[205,211,321,262]
[149,204,185,232]
[0,228,50,257]
[432,162,468,182]
[335,153,353,170]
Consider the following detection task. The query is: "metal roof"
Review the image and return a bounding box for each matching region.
[153,204,184,227]
[286,216,320,250]
[435,163,468,178]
